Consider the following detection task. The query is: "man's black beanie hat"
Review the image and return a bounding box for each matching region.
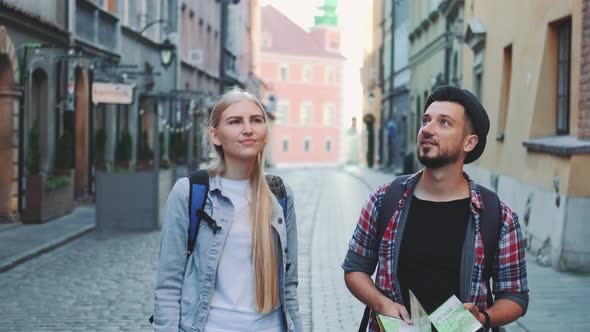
[424,85,490,164]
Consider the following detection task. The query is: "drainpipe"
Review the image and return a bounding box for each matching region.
[219,0,228,94]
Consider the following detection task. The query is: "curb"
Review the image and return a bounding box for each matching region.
[342,167,377,191]
[0,224,95,273]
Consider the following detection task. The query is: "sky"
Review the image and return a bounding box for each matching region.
[259,0,372,160]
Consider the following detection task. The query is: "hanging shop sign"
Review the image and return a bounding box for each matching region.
[92,82,133,105]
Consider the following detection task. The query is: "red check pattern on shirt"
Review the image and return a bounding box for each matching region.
[348,171,528,332]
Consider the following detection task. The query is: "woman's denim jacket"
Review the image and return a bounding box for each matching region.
[154,175,302,332]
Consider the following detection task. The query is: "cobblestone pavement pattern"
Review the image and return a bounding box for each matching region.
[0,168,371,331]
[276,169,369,332]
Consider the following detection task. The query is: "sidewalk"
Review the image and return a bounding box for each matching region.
[344,165,590,332]
[0,205,95,273]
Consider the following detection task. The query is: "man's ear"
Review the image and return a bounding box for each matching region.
[463,134,478,153]
[209,127,221,147]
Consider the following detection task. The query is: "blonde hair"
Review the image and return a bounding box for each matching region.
[206,88,279,313]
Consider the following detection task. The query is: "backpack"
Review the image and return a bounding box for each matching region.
[186,169,288,256]
[358,175,502,332]
[150,169,288,325]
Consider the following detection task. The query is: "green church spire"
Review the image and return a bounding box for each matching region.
[314,0,338,27]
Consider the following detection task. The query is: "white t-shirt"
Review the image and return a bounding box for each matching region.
[205,177,284,332]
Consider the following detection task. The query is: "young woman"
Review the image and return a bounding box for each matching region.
[153,89,302,332]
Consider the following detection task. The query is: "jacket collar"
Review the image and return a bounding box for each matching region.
[209,174,252,204]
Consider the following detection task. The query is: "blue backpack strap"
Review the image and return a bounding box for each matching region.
[187,169,209,257]
[149,169,209,325]
[265,174,288,221]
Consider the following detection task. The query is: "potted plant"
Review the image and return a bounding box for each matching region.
[159,131,170,169]
[115,129,132,170]
[96,128,160,232]
[95,128,107,170]
[54,129,73,173]
[137,129,153,170]
[22,123,74,223]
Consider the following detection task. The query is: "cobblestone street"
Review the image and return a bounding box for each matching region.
[0,230,161,331]
[0,168,371,331]
[277,169,368,332]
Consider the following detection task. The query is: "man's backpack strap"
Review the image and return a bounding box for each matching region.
[187,169,210,257]
[476,185,502,313]
[376,175,412,244]
[265,173,288,221]
[358,174,411,332]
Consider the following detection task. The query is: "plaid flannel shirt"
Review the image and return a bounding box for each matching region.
[344,171,528,332]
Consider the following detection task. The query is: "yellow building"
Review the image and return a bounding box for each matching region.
[462,0,590,271]
[360,0,382,167]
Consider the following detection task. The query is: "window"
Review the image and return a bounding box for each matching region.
[263,31,272,48]
[325,137,332,152]
[282,137,289,152]
[556,18,571,135]
[279,63,289,82]
[325,65,336,84]
[276,101,289,125]
[303,137,311,152]
[473,72,483,101]
[323,103,335,127]
[300,101,313,126]
[497,44,512,141]
[303,65,312,82]
[452,52,459,85]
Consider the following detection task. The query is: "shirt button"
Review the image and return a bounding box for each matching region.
[278,218,283,224]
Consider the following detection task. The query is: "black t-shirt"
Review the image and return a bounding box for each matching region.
[397,195,470,315]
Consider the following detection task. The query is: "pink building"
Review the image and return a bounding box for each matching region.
[261,3,344,167]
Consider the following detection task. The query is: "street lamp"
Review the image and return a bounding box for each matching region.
[160,39,175,68]
[138,19,175,68]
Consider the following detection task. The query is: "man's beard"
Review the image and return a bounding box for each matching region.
[417,145,462,169]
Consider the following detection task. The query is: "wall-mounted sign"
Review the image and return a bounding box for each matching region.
[92,82,133,105]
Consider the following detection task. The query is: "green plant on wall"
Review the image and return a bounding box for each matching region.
[55,130,73,170]
[115,129,132,164]
[95,128,107,164]
[26,120,42,175]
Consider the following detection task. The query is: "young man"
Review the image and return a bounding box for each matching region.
[342,86,528,331]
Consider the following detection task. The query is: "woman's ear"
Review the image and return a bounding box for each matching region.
[209,127,221,147]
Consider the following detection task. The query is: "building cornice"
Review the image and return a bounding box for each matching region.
[409,5,441,42]
[0,1,69,44]
[181,60,220,81]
